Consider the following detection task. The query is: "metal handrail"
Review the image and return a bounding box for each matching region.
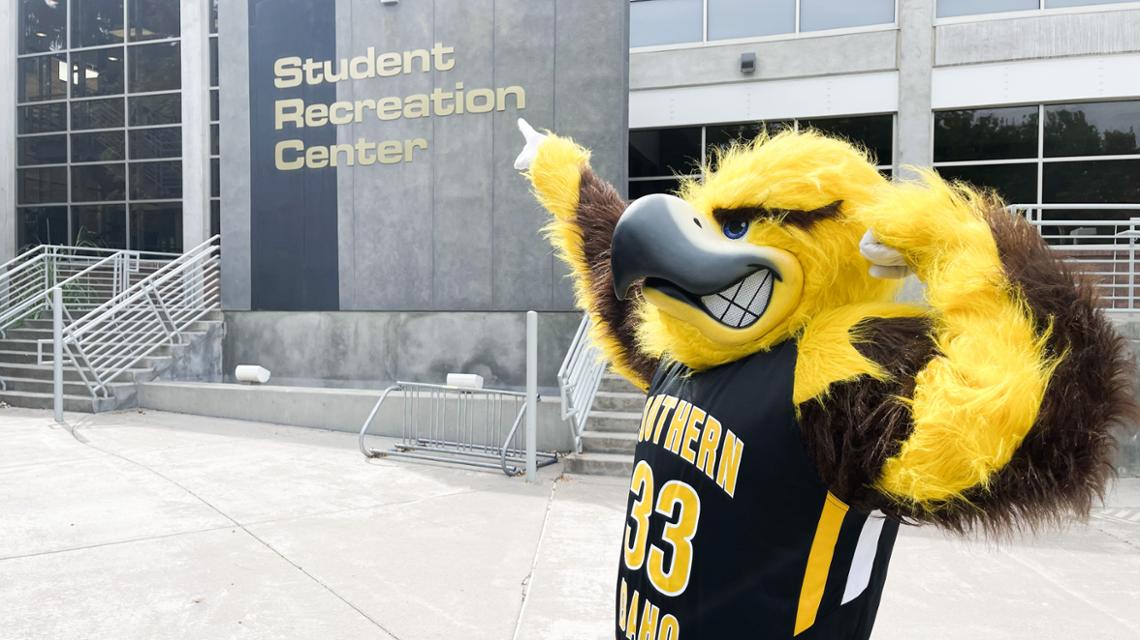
[1007,204,1140,311]
[0,251,133,337]
[556,314,608,454]
[40,236,221,417]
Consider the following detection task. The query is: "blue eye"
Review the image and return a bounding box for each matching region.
[722,220,749,239]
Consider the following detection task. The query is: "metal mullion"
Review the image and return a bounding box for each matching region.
[121,88,182,99]
[69,199,127,206]
[1041,153,1140,163]
[931,157,1039,167]
[795,0,801,34]
[126,122,183,131]
[66,40,73,243]
[124,28,133,251]
[67,93,128,104]
[1036,104,1045,207]
[16,131,69,139]
[703,0,709,43]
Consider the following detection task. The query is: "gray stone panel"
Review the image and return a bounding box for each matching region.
[222,310,580,390]
[432,0,496,309]
[0,0,15,263]
[630,29,898,91]
[338,0,435,310]
[332,0,627,312]
[936,9,1140,67]
[897,0,934,176]
[219,0,253,310]
[492,0,557,311]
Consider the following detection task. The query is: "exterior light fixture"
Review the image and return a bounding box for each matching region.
[740,52,756,75]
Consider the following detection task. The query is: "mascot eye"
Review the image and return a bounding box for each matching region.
[722,220,749,240]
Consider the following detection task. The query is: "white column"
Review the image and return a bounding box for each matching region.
[180,0,211,250]
[1,0,17,262]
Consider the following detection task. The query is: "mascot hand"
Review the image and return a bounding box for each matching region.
[859,229,910,279]
[513,118,548,171]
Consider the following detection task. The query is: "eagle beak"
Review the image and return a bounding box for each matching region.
[611,194,780,301]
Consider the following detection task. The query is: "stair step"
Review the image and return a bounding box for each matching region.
[580,430,638,454]
[599,372,642,394]
[563,452,634,478]
[0,376,133,396]
[0,390,101,412]
[0,362,155,382]
[589,409,643,432]
[593,390,645,412]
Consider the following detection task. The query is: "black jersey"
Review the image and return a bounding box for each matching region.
[614,341,899,639]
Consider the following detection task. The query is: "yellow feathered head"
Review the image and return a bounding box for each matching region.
[611,129,899,370]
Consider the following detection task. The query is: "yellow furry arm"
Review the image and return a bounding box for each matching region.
[525,135,659,389]
[806,173,1135,532]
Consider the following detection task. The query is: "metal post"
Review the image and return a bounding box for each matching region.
[52,287,64,424]
[526,310,538,482]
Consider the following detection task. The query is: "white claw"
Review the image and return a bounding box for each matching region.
[514,117,548,171]
[860,229,910,280]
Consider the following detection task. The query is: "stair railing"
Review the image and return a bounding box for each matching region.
[0,245,177,338]
[556,314,608,454]
[38,236,221,421]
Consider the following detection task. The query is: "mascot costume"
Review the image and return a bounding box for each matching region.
[513,118,1134,639]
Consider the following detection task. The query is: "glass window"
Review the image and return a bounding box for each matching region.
[629,179,682,200]
[71,48,125,98]
[18,207,69,249]
[18,55,68,102]
[129,0,180,41]
[210,0,218,34]
[18,167,69,204]
[630,0,703,48]
[18,134,68,166]
[211,124,219,156]
[130,204,183,252]
[1043,160,1140,204]
[211,159,220,198]
[128,41,181,92]
[936,163,1038,205]
[72,0,125,47]
[210,200,221,237]
[19,102,68,133]
[934,106,1039,162]
[19,0,67,54]
[630,127,702,178]
[800,0,895,32]
[1045,101,1140,157]
[72,163,127,202]
[210,37,219,86]
[936,0,1038,18]
[707,0,795,41]
[72,131,126,162]
[71,96,125,130]
[72,205,127,248]
[799,115,894,165]
[129,93,180,125]
[209,89,218,121]
[130,160,182,200]
[129,127,181,159]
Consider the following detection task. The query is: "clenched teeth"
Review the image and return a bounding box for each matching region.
[699,269,773,329]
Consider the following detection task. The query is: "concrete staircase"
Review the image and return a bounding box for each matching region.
[563,372,645,477]
[0,311,224,413]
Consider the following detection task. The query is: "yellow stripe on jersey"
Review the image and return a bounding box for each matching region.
[794,492,849,636]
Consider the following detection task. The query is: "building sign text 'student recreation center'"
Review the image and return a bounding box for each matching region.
[270,44,527,170]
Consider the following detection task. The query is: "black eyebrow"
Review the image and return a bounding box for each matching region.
[711,200,843,230]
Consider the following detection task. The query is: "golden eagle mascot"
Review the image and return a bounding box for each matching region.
[514,118,1135,640]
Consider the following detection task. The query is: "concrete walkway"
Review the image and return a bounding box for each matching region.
[1,408,1137,639]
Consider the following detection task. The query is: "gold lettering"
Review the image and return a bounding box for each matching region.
[716,430,745,498]
[466,88,495,114]
[696,415,722,480]
[651,396,678,445]
[377,52,403,77]
[273,56,302,88]
[376,97,402,121]
[639,396,665,442]
[404,138,428,162]
[274,139,304,170]
[329,101,353,126]
[625,590,639,640]
[329,143,355,167]
[402,94,429,119]
[680,406,705,464]
[353,98,376,123]
[378,141,404,164]
[658,614,679,640]
[637,600,659,640]
[662,401,692,454]
[496,86,526,111]
[305,102,328,128]
[432,42,456,71]
[404,48,430,74]
[618,578,628,633]
[274,98,304,130]
[305,145,329,169]
[349,47,375,79]
[355,138,377,166]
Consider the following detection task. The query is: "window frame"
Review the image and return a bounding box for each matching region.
[629,0,899,53]
[13,0,184,252]
[934,0,1140,26]
[629,114,896,197]
[931,100,1140,208]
